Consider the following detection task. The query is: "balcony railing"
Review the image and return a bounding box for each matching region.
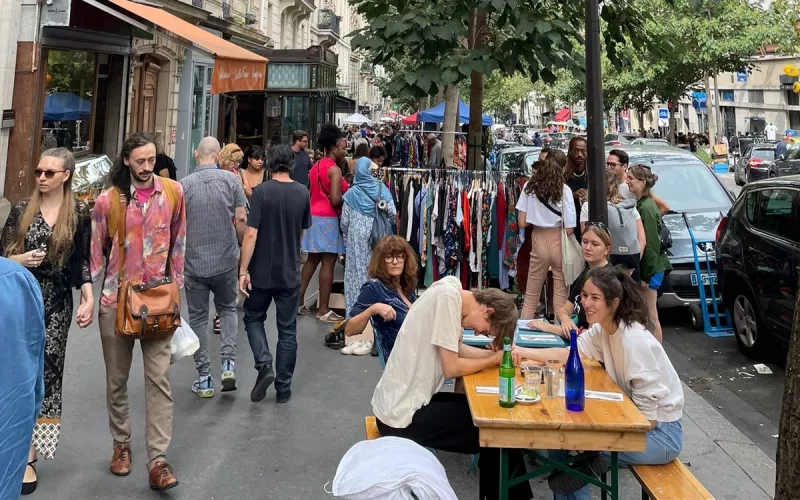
[222,0,233,20]
[317,9,340,36]
[191,0,203,8]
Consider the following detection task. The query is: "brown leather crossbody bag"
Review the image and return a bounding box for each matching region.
[113,186,181,339]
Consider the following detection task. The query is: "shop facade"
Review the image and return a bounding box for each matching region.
[219,46,339,151]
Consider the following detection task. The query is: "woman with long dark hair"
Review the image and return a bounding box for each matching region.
[627,164,670,342]
[298,124,349,322]
[516,149,576,319]
[513,266,683,499]
[1,148,93,495]
[239,145,266,201]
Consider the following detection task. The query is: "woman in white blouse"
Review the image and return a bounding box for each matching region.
[516,150,576,319]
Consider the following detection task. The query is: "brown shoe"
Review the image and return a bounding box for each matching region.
[110,444,132,476]
[148,460,179,491]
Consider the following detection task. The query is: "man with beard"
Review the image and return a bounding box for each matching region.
[565,136,588,240]
[90,132,186,491]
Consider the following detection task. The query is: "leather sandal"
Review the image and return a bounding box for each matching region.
[21,459,37,495]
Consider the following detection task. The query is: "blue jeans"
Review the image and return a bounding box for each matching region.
[243,285,301,393]
[550,420,683,500]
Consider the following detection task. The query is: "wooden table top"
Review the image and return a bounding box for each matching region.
[464,362,652,433]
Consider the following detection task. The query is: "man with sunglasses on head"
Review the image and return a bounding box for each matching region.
[606,150,670,215]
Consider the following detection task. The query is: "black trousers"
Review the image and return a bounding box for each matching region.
[377,392,533,500]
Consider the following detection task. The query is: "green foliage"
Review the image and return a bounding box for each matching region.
[532,68,586,107]
[462,72,535,116]
[45,50,95,97]
[349,0,652,100]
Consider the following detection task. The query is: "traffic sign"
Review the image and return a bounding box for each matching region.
[658,109,669,120]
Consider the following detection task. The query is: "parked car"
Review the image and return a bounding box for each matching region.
[616,146,735,311]
[604,133,639,146]
[733,143,776,186]
[716,176,799,358]
[494,146,541,176]
[764,144,800,180]
[630,138,671,147]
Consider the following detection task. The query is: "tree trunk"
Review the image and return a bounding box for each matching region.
[776,274,800,498]
[668,95,679,145]
[418,97,428,113]
[441,84,459,168]
[436,85,445,105]
[705,72,716,146]
[465,8,487,171]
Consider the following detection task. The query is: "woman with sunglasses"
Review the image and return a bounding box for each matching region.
[299,124,349,322]
[627,164,671,342]
[1,148,93,495]
[527,223,614,337]
[344,236,417,358]
[218,143,244,176]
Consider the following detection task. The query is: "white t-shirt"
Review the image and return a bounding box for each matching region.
[765,124,778,141]
[371,277,463,428]
[515,184,577,228]
[578,322,684,422]
[580,201,640,223]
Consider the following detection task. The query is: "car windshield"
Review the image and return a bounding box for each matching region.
[634,161,731,211]
[752,149,774,161]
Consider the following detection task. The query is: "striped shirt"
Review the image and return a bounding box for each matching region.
[181,164,246,277]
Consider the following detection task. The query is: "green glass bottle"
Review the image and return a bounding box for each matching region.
[499,337,516,408]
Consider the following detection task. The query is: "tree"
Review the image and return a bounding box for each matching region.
[778,276,800,498]
[464,72,534,118]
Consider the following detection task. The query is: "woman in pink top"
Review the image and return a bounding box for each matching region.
[299,124,349,322]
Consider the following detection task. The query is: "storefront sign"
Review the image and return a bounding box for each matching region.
[42,0,71,26]
[211,59,266,94]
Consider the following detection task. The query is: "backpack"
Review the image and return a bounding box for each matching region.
[607,199,640,256]
[660,217,673,253]
[107,179,179,249]
[358,185,394,249]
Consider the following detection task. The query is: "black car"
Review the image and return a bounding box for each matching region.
[734,143,776,186]
[767,145,800,180]
[716,176,800,358]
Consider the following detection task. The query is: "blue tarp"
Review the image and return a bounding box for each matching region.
[43,92,92,121]
[418,100,493,126]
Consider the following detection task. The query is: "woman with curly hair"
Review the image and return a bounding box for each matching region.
[218,143,244,175]
[299,124,349,322]
[516,149,576,319]
[344,236,415,358]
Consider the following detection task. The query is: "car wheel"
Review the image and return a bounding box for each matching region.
[735,167,745,186]
[769,172,776,178]
[689,304,704,331]
[732,290,766,357]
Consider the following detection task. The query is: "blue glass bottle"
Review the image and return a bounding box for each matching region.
[564,329,585,411]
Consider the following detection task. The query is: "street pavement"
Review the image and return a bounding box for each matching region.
[18,281,777,500]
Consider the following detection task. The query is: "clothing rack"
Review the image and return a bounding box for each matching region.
[397,129,468,135]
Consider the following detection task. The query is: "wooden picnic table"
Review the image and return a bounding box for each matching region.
[463,362,652,500]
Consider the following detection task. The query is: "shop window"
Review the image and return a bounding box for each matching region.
[42,50,96,153]
[282,96,310,144]
[267,64,310,89]
[719,90,734,102]
[748,90,764,104]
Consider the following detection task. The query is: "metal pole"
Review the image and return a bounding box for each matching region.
[585,0,607,224]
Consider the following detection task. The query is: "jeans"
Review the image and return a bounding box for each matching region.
[376,393,533,500]
[243,285,301,393]
[550,420,683,500]
[185,268,239,377]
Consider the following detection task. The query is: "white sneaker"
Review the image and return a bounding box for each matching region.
[352,340,373,356]
[341,340,364,355]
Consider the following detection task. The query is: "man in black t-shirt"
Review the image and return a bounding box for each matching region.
[239,144,311,405]
[565,137,587,240]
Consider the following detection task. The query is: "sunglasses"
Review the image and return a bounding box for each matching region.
[605,162,622,168]
[585,221,609,232]
[34,169,66,179]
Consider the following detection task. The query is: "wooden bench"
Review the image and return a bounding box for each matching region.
[630,460,714,500]
[365,416,380,440]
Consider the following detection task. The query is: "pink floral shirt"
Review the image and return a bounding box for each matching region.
[90,177,187,308]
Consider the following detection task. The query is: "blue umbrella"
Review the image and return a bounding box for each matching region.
[43,92,92,121]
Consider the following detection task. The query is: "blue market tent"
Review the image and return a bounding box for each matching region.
[418,100,493,126]
[43,92,92,121]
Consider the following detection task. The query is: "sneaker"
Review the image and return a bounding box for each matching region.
[341,340,364,355]
[324,326,346,350]
[352,340,373,356]
[251,366,275,403]
[191,376,214,398]
[548,453,609,494]
[221,360,237,392]
[276,390,292,403]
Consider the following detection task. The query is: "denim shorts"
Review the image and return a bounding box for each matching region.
[648,272,665,290]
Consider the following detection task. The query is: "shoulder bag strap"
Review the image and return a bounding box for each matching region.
[542,200,562,218]
[116,190,127,282]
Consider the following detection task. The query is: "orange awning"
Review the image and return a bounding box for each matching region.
[104,0,267,93]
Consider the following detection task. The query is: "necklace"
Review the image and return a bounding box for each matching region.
[572,168,586,178]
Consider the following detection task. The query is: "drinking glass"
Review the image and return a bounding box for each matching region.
[544,359,561,399]
[520,361,542,399]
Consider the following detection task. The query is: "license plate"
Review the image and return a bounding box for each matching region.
[691,273,717,286]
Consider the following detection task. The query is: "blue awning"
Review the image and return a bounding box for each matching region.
[418,100,493,126]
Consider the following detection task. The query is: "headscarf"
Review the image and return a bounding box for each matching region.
[342,157,392,217]
[218,143,243,174]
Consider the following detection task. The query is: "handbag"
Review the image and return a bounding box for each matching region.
[114,187,181,339]
[559,199,585,286]
[358,185,394,249]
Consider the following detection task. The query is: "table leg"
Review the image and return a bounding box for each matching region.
[609,452,619,500]
[499,448,509,500]
[601,470,608,500]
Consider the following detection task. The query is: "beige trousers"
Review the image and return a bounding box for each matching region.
[520,227,569,319]
[98,306,173,462]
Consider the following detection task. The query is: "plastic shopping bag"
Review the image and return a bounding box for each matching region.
[170,318,199,364]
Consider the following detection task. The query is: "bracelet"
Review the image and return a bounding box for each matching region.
[239,272,249,277]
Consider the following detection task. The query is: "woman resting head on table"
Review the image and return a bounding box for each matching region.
[512,266,684,498]
[345,236,418,360]
[527,222,614,338]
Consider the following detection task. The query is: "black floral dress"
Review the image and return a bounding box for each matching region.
[0,199,91,459]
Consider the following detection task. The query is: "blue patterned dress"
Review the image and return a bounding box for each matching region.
[347,279,417,359]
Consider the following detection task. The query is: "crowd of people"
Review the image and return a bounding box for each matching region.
[0,121,684,500]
